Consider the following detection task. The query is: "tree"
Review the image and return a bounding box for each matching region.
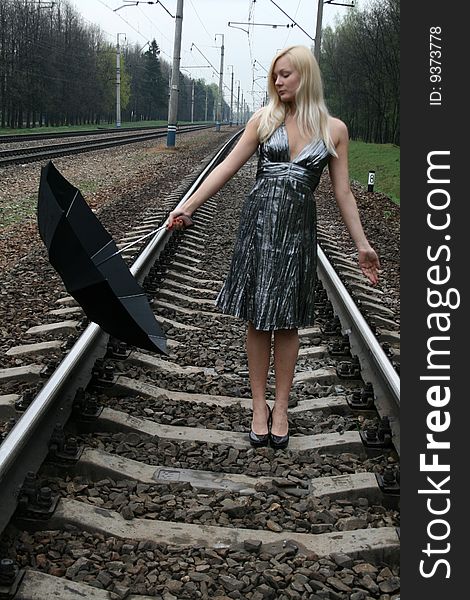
[0,0,217,129]
[140,40,166,120]
[321,0,399,144]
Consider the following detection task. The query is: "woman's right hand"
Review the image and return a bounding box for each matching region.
[166,209,194,230]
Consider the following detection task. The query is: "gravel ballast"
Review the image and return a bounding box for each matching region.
[0,127,400,599]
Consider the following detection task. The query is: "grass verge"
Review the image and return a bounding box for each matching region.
[348,140,400,204]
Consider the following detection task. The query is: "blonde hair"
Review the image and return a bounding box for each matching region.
[255,45,336,156]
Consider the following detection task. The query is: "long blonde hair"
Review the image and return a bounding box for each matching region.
[256,45,336,156]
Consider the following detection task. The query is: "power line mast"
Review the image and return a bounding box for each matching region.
[314,0,355,63]
[167,0,184,147]
[116,33,126,128]
[215,34,224,132]
[227,65,234,126]
[236,80,240,126]
[114,1,177,135]
[191,79,195,123]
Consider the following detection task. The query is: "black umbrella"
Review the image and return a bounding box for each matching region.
[37,161,167,354]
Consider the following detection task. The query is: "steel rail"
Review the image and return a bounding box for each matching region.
[0,124,211,158]
[0,128,243,534]
[0,124,215,166]
[0,127,243,478]
[0,323,101,479]
[0,126,165,145]
[0,123,216,144]
[130,130,242,279]
[317,246,401,454]
[0,128,399,538]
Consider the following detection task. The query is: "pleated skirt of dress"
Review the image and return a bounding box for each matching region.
[215,174,317,331]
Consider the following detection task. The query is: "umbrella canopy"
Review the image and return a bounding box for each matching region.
[37,161,167,354]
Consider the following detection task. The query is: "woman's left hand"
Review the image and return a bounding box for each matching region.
[358,246,380,285]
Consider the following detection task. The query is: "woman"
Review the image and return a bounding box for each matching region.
[167,45,380,450]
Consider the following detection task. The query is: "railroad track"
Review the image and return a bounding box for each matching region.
[0,124,214,167]
[0,125,175,144]
[0,132,400,599]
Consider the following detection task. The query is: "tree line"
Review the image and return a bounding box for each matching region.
[0,0,399,143]
[0,0,230,129]
[321,0,400,145]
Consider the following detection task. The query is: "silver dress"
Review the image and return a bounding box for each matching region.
[215,123,330,331]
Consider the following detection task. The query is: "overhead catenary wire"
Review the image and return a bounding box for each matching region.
[97,0,173,60]
[247,0,256,76]
[267,0,315,42]
[188,0,213,41]
[190,43,220,78]
[71,11,117,42]
[135,5,174,48]
[282,0,303,47]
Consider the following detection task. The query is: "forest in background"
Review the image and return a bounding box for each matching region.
[0,0,399,144]
[321,0,399,144]
[0,0,228,128]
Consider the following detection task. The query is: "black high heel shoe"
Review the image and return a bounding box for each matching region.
[249,405,272,448]
[270,411,289,450]
[270,430,289,450]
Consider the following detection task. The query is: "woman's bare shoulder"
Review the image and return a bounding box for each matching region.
[248,106,266,125]
[244,107,266,140]
[328,116,349,145]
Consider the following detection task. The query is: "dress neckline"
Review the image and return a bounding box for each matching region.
[281,122,314,163]
[279,123,329,164]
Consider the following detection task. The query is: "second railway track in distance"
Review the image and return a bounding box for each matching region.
[0,125,175,144]
[0,131,401,600]
[0,124,213,167]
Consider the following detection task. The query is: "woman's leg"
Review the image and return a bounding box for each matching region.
[246,321,272,434]
[271,328,299,436]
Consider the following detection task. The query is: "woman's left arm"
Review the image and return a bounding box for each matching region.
[328,119,380,285]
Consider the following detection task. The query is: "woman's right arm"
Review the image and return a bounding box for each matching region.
[167,113,262,229]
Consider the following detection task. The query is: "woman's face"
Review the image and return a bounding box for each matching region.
[273,55,301,103]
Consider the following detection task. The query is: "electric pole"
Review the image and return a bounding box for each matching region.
[314,1,355,64]
[314,0,324,63]
[236,80,240,126]
[191,79,195,123]
[113,1,179,135]
[228,65,234,126]
[167,0,184,147]
[116,33,126,128]
[215,34,224,131]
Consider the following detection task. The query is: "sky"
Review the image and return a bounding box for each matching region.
[69,0,368,112]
